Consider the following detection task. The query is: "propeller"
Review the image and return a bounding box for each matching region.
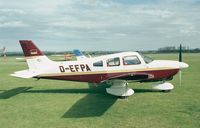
[179,44,182,86]
[179,44,182,62]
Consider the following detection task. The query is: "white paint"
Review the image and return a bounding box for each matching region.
[106,80,134,97]
[152,82,174,91]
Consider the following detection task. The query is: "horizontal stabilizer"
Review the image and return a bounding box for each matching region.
[10,70,39,79]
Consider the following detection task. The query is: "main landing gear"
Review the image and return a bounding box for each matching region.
[105,80,174,97]
[106,80,134,97]
[152,82,174,92]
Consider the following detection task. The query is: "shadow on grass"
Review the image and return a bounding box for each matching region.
[134,89,162,93]
[62,94,117,118]
[25,88,104,94]
[25,82,110,94]
[0,87,32,99]
[25,88,117,118]
[0,84,160,117]
[24,83,117,118]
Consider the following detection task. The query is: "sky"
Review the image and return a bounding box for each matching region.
[0,0,200,52]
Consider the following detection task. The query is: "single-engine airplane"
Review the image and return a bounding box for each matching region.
[11,40,189,97]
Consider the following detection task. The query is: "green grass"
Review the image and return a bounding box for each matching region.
[0,54,200,128]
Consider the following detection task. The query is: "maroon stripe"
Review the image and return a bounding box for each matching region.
[19,40,43,57]
[40,69,179,83]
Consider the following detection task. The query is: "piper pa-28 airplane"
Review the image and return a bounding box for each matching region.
[11,40,189,97]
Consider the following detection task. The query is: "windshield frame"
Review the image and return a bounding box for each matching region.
[138,52,154,64]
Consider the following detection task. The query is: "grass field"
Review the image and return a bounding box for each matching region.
[0,54,199,128]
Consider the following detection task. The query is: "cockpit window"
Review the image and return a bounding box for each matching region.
[123,56,141,65]
[93,61,103,67]
[139,52,154,64]
[107,57,120,66]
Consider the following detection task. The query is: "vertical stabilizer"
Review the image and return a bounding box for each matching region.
[19,40,44,57]
[19,40,53,70]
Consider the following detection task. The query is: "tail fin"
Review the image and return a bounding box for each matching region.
[11,40,54,78]
[19,40,54,71]
[19,40,44,57]
[73,49,87,60]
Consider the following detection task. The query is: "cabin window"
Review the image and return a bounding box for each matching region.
[107,57,120,66]
[123,56,141,65]
[93,61,103,67]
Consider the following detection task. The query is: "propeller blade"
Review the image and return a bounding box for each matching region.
[179,44,182,62]
[179,44,182,86]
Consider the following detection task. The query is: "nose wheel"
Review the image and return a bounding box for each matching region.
[106,80,134,97]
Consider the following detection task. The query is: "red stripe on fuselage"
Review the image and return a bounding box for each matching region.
[39,68,179,83]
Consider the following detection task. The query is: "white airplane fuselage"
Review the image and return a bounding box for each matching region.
[23,52,188,83]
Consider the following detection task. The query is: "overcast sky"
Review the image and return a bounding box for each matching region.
[0,0,200,52]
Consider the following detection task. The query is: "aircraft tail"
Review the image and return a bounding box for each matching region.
[11,40,54,78]
[20,40,44,57]
[73,49,87,60]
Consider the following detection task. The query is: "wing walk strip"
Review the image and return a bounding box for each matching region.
[39,67,178,77]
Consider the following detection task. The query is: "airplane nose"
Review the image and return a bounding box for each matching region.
[179,62,189,69]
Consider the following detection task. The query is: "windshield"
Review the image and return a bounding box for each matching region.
[139,52,154,64]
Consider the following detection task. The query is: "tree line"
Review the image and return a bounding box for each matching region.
[2,46,200,56]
